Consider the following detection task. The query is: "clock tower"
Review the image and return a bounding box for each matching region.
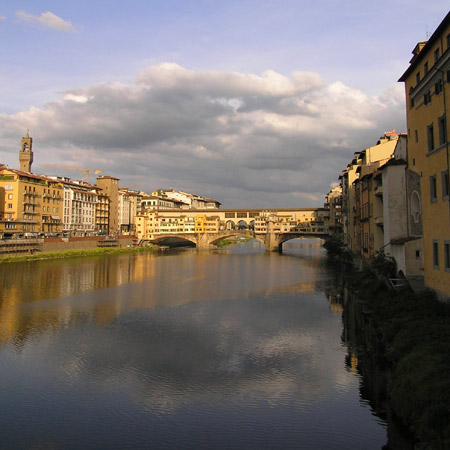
[19,131,33,172]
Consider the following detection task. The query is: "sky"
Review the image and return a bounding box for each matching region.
[0,1,449,208]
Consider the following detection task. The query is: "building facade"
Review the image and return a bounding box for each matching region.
[96,176,120,235]
[0,167,63,237]
[399,11,450,296]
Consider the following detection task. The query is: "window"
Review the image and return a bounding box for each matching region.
[409,87,414,108]
[8,193,12,199]
[435,80,443,95]
[424,61,429,74]
[447,33,450,49]
[416,71,421,84]
[4,184,13,190]
[414,130,418,143]
[442,171,449,200]
[438,115,447,146]
[434,47,440,63]
[427,123,435,152]
[445,242,450,272]
[433,240,439,269]
[430,175,437,203]
[424,91,431,105]
[7,203,12,209]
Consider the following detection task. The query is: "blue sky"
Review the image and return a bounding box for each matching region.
[0,1,449,207]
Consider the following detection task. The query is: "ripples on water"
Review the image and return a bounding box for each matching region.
[0,239,387,449]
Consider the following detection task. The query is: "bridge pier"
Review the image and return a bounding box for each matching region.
[195,233,216,250]
[264,232,281,252]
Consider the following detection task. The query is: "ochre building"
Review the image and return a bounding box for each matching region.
[399,11,450,297]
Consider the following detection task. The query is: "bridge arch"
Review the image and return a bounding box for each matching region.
[226,220,236,230]
[237,220,248,230]
[277,234,326,249]
[208,232,243,246]
[149,234,197,247]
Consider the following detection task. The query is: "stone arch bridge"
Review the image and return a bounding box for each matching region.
[147,230,327,252]
[139,208,329,251]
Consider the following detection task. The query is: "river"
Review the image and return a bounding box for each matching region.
[0,239,388,449]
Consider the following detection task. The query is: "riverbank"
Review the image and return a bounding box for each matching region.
[0,244,156,264]
[326,241,450,449]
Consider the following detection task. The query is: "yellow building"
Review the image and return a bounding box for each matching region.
[195,215,206,233]
[399,11,450,296]
[136,210,159,239]
[0,166,63,237]
[95,191,110,234]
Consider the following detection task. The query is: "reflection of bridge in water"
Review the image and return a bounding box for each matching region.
[139,208,330,252]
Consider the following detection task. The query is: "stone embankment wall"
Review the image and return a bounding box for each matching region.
[41,236,136,253]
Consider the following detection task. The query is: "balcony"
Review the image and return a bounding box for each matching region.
[42,215,62,223]
[23,200,40,206]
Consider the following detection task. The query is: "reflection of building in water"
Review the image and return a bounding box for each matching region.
[345,351,359,375]
[0,248,324,346]
[261,282,318,296]
[0,253,160,345]
[328,296,343,313]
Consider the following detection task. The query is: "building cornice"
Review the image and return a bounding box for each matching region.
[398,11,450,82]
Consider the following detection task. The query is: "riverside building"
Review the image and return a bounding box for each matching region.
[399,11,450,297]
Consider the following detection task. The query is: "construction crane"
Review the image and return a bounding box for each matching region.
[40,164,102,183]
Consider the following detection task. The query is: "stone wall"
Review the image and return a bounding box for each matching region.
[41,235,136,253]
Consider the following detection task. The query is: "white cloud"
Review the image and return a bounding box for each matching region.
[15,10,76,32]
[0,15,6,21]
[0,63,406,207]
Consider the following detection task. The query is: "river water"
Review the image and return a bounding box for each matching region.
[0,239,388,449]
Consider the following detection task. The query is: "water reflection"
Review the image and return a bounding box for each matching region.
[0,240,326,346]
[0,239,388,449]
